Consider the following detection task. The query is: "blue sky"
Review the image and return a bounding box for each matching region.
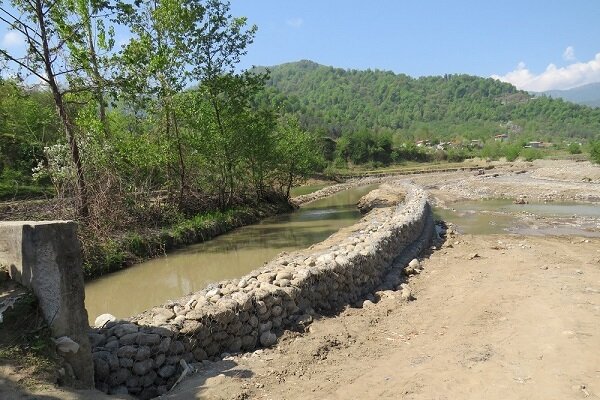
[2,0,599,91]
[228,0,600,91]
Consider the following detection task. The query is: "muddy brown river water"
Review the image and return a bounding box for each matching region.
[435,199,600,236]
[85,185,376,323]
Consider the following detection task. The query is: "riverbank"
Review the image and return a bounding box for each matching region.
[81,200,295,280]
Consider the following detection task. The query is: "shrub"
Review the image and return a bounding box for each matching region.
[520,148,543,161]
[567,142,582,154]
[590,141,600,164]
[503,144,521,162]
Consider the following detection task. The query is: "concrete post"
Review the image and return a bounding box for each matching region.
[0,221,94,388]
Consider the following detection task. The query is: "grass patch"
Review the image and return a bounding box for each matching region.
[0,289,59,390]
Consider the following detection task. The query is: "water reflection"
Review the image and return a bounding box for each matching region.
[85,185,376,322]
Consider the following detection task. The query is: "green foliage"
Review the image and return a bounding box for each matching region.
[256,61,600,141]
[276,116,325,197]
[520,148,543,162]
[567,142,582,154]
[590,142,600,164]
[504,144,521,162]
[335,131,393,165]
[0,81,61,178]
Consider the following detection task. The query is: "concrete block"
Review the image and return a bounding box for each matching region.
[0,221,94,388]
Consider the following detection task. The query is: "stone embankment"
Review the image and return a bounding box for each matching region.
[89,183,434,398]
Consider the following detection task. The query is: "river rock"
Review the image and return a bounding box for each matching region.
[400,284,414,301]
[138,333,161,346]
[259,321,272,333]
[193,347,208,361]
[117,345,137,359]
[154,353,166,368]
[54,336,80,354]
[152,308,175,325]
[133,359,154,376]
[119,358,134,368]
[271,305,283,317]
[135,346,151,361]
[259,331,277,347]
[157,337,172,353]
[169,340,185,355]
[108,368,130,386]
[114,323,139,337]
[255,301,268,315]
[241,335,256,350]
[158,365,176,379]
[140,370,157,387]
[95,313,116,328]
[275,271,293,281]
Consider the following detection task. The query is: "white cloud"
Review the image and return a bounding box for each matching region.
[491,53,600,91]
[563,46,575,61]
[286,17,303,28]
[1,30,24,49]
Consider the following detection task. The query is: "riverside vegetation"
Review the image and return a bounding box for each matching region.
[0,0,323,277]
[1,4,600,279]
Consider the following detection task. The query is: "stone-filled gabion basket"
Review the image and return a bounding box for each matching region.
[90,183,433,398]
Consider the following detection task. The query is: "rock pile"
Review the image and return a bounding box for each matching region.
[90,183,433,398]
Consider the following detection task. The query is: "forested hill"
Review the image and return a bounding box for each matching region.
[253,60,600,141]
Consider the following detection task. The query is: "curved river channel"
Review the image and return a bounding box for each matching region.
[85,185,377,323]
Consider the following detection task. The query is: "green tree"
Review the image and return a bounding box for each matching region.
[276,117,323,198]
[1,0,91,217]
[567,142,582,154]
[590,142,600,164]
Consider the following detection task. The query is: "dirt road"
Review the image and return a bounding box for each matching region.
[168,234,600,400]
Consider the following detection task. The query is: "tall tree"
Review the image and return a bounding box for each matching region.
[115,0,204,207]
[1,0,90,217]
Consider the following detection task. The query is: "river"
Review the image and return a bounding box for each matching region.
[85,185,376,322]
[435,199,600,236]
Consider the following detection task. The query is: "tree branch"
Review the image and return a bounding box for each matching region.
[0,49,49,83]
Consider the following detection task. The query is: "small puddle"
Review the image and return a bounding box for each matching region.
[435,199,600,237]
[85,185,377,322]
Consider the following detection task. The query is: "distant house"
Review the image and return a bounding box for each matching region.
[436,142,452,150]
[470,139,483,148]
[528,141,542,148]
[494,134,508,142]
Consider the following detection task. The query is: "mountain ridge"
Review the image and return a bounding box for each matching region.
[535,82,600,108]
[252,60,600,141]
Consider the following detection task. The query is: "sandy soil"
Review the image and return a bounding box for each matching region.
[167,233,600,400]
[411,160,600,205]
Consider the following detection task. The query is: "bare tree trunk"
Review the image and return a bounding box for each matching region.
[172,110,186,209]
[35,0,89,218]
